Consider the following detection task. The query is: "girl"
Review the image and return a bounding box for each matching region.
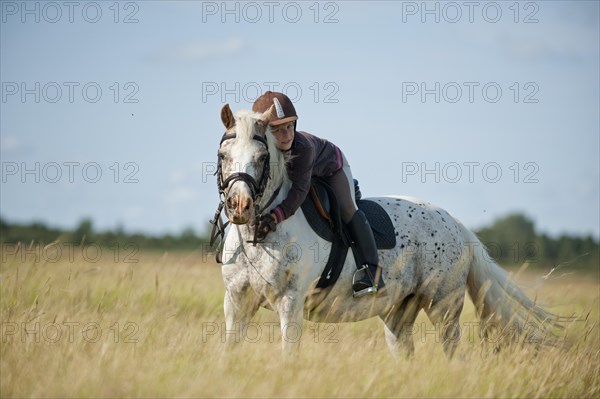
[253,91,384,297]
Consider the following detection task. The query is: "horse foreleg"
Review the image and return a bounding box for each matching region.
[380,294,420,358]
[276,295,304,355]
[223,287,260,348]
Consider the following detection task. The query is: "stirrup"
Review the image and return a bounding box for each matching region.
[352,265,379,298]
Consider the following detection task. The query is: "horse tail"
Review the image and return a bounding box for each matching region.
[462,225,561,344]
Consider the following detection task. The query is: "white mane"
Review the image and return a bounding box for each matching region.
[233,109,290,196]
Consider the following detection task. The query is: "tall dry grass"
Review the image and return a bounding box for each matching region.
[0,249,598,398]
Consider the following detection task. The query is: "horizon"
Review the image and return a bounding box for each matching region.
[1,210,597,242]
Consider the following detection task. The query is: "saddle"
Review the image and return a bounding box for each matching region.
[301,178,397,289]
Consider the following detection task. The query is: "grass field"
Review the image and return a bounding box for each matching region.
[1,249,598,398]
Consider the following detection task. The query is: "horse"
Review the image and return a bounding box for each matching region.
[213,104,560,357]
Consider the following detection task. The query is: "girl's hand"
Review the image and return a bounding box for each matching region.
[257,213,277,240]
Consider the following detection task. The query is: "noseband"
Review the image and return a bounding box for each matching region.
[217,132,270,202]
[210,131,282,253]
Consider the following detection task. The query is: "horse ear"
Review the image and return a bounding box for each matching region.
[256,119,268,135]
[221,104,235,130]
[261,105,274,124]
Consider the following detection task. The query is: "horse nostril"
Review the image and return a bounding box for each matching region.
[227,196,236,209]
[243,198,251,211]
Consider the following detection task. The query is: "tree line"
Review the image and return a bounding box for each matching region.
[475,214,598,270]
[0,218,206,253]
[0,214,598,270]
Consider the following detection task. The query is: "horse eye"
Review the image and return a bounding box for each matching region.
[218,152,226,160]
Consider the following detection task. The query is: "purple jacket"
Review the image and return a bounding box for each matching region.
[272,131,343,223]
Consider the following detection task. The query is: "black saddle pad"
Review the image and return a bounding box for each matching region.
[301,180,396,289]
[301,196,396,250]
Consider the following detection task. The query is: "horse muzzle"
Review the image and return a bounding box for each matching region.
[226,192,254,225]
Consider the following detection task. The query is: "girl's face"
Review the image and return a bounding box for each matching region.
[271,122,295,151]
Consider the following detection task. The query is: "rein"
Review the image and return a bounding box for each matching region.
[209,132,282,256]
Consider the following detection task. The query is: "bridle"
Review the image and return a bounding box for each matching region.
[210,131,281,253]
[216,132,270,202]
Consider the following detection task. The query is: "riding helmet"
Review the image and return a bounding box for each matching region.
[252,91,298,126]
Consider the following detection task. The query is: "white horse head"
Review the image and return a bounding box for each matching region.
[218,104,288,225]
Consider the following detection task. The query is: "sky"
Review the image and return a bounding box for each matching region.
[1,0,599,239]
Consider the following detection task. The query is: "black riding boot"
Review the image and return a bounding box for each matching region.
[346,210,385,297]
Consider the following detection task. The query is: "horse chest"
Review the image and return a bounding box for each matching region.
[244,257,300,298]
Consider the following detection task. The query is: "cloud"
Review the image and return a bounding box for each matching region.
[0,135,34,157]
[163,186,202,206]
[169,170,187,184]
[124,206,144,220]
[148,37,245,64]
[498,31,589,64]
[494,7,599,64]
[0,136,19,152]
